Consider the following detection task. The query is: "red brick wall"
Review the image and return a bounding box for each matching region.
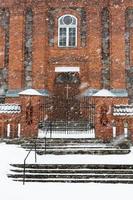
[0,113,21,138]
[8,8,24,89]
[88,6,102,89]
[32,4,48,89]
[110,5,126,89]
[20,95,43,138]
[94,97,129,142]
[0,0,133,140]
[0,0,131,92]
[113,117,133,142]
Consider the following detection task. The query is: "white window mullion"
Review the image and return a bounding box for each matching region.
[58,26,60,47]
[66,27,69,47]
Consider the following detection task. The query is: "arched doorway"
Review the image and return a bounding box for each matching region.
[52,72,80,121]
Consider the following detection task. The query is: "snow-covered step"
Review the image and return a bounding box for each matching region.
[10,169,133,175]
[37,149,130,155]
[8,163,133,184]
[25,138,102,143]
[12,178,133,184]
[21,144,117,150]
[11,163,133,170]
[21,144,112,149]
[8,174,133,179]
[38,132,95,138]
[20,138,130,155]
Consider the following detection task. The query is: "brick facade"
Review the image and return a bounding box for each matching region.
[0,0,132,94]
[94,96,129,142]
[0,0,132,141]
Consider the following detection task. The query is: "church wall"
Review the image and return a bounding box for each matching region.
[8,7,24,90]
[0,0,132,96]
[0,8,9,94]
[94,96,129,142]
[110,4,126,89]
[0,0,132,140]
[87,5,102,89]
[32,4,48,89]
[125,7,133,103]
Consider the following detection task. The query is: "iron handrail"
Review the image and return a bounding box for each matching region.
[43,121,52,154]
[23,139,37,185]
[23,122,52,185]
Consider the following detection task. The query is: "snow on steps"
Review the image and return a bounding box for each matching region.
[21,138,130,155]
[8,164,133,184]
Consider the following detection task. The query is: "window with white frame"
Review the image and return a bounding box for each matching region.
[58,15,77,47]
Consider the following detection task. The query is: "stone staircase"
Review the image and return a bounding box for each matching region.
[39,121,94,132]
[21,138,130,155]
[8,163,133,184]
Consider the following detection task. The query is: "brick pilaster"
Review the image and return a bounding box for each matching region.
[88,6,102,89]
[8,8,24,90]
[32,6,48,89]
[110,6,126,89]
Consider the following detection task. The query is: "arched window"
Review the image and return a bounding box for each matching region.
[58,14,77,47]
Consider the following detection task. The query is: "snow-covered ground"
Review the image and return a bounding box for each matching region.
[1,142,133,200]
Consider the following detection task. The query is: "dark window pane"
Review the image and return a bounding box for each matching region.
[56,72,80,84]
[63,15,73,25]
[59,28,66,46]
[69,28,76,47]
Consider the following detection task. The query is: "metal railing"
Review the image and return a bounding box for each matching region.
[43,121,52,154]
[23,139,37,185]
[41,120,95,135]
[23,122,52,185]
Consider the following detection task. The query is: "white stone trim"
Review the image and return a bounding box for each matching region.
[7,124,10,137]
[113,126,116,138]
[18,123,21,138]
[55,67,80,72]
[124,127,128,138]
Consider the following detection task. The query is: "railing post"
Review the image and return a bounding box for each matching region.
[23,160,26,185]
[50,121,52,138]
[23,140,37,185]
[45,137,47,154]
[34,139,37,163]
